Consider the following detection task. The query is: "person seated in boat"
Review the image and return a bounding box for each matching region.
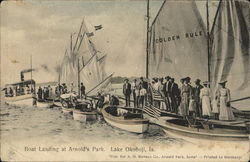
[80,82,86,99]
[123,79,132,107]
[217,81,235,121]
[37,86,43,101]
[193,79,203,117]
[199,81,212,119]
[9,87,14,97]
[110,95,119,106]
[43,87,47,100]
[26,85,31,94]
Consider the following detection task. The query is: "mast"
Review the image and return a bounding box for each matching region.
[78,58,80,97]
[30,55,32,81]
[206,0,211,83]
[146,0,150,79]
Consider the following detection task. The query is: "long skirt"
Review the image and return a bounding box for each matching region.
[180,93,189,116]
[219,97,234,120]
[201,96,212,116]
[211,99,219,113]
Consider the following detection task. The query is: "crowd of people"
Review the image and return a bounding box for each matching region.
[37,85,53,101]
[54,82,86,99]
[123,76,235,121]
[5,85,34,97]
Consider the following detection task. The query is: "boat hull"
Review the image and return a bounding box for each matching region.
[73,109,97,122]
[4,94,34,107]
[102,106,149,134]
[62,106,73,115]
[157,118,249,141]
[37,101,52,108]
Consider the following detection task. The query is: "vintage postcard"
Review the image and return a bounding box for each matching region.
[1,0,249,161]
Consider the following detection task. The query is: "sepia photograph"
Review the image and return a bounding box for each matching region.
[1,0,249,161]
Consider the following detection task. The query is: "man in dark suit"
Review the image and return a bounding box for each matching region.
[169,78,179,113]
[123,79,132,107]
[193,79,203,117]
[163,76,172,111]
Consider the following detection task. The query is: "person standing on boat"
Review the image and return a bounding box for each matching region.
[70,82,74,93]
[37,86,43,100]
[48,85,52,98]
[180,77,192,117]
[132,79,138,108]
[163,76,172,111]
[80,83,86,99]
[217,81,235,121]
[123,79,132,107]
[153,78,160,90]
[193,79,203,117]
[158,78,166,110]
[199,81,212,118]
[169,78,179,113]
[139,83,147,108]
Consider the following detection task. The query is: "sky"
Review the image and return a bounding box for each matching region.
[1,0,220,86]
[1,0,164,85]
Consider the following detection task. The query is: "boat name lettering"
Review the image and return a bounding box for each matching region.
[155,31,203,43]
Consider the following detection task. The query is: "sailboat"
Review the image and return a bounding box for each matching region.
[58,18,113,121]
[145,0,250,141]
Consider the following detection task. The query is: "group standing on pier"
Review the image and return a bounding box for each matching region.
[123,76,235,121]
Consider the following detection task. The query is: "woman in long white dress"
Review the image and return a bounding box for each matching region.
[217,81,235,121]
[200,81,212,118]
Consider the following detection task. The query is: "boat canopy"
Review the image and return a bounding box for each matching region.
[5,79,36,87]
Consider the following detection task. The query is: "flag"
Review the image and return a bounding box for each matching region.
[94,25,103,31]
[144,103,161,119]
[86,32,94,37]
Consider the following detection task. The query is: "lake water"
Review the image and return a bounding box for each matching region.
[0,85,249,161]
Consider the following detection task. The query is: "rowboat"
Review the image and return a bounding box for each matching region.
[73,109,97,122]
[61,106,73,115]
[102,105,149,133]
[154,117,250,141]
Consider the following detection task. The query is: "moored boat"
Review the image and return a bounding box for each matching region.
[154,117,250,141]
[73,109,97,122]
[102,105,149,133]
[3,79,36,107]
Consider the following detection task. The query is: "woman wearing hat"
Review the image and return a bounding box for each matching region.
[217,81,234,121]
[199,81,212,118]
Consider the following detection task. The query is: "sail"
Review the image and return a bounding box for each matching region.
[98,55,107,80]
[79,54,103,92]
[210,0,250,110]
[86,74,113,96]
[148,0,208,82]
[59,50,77,89]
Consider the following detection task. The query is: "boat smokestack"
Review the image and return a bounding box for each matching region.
[20,68,35,81]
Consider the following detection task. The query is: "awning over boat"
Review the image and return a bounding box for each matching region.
[5,79,36,87]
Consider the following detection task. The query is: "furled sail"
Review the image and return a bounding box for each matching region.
[148,0,208,82]
[210,0,250,110]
